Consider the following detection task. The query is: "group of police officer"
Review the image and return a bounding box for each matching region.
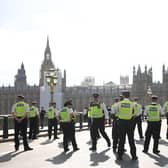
[87,91,168,161]
[12,91,168,161]
[12,95,79,153]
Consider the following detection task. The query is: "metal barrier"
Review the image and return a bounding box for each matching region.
[3,116,8,138]
[0,112,88,140]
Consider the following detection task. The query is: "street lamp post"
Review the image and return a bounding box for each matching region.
[46,68,58,103]
[146,85,152,104]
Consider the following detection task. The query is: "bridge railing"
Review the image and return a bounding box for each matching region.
[0,112,91,141]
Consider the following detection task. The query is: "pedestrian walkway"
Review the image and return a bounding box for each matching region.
[0,120,168,168]
[0,122,88,142]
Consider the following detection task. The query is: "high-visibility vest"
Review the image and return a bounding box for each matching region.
[15,101,27,117]
[118,99,133,120]
[59,107,70,122]
[87,108,91,118]
[90,102,103,118]
[134,102,141,116]
[111,102,119,117]
[165,101,168,112]
[146,104,161,122]
[29,106,36,118]
[48,106,55,119]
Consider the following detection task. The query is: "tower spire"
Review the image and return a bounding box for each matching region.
[47,35,49,48]
[44,36,51,60]
[39,36,55,86]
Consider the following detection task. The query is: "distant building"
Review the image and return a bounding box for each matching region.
[81,76,95,86]
[0,38,168,114]
[131,65,168,105]
[0,63,39,114]
[39,37,65,110]
[120,75,129,85]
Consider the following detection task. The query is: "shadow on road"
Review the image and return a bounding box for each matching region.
[135,139,144,146]
[90,148,110,166]
[40,139,54,145]
[115,153,139,168]
[0,150,25,162]
[86,140,92,145]
[159,139,168,146]
[46,151,73,165]
[57,142,63,149]
[146,153,168,167]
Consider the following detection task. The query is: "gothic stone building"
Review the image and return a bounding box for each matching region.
[131,65,168,105]
[0,38,168,114]
[0,63,39,114]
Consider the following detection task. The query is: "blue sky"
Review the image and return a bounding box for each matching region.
[0,0,168,86]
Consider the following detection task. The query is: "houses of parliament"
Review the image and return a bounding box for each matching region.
[0,38,168,114]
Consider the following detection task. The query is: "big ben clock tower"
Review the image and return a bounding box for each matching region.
[39,36,55,86]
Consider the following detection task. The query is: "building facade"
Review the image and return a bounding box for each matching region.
[0,63,39,114]
[0,38,168,114]
[131,65,168,105]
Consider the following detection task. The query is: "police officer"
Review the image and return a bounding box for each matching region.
[111,97,119,153]
[143,95,162,154]
[11,95,33,151]
[40,106,46,129]
[132,97,144,139]
[58,101,79,152]
[84,106,100,141]
[89,93,111,152]
[162,99,168,139]
[28,101,39,140]
[117,91,137,160]
[47,102,59,140]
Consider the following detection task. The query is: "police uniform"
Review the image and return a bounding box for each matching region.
[143,95,162,154]
[117,91,137,160]
[162,100,168,139]
[40,106,46,129]
[111,97,119,153]
[132,97,144,139]
[28,102,39,140]
[89,93,111,152]
[85,106,100,140]
[58,101,79,152]
[47,102,59,140]
[11,95,33,151]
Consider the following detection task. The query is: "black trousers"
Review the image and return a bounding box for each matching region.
[29,117,38,139]
[60,122,78,151]
[133,115,143,138]
[90,117,111,150]
[112,118,119,150]
[48,118,58,139]
[40,115,45,128]
[118,119,136,158]
[88,118,100,139]
[166,117,168,139]
[144,121,161,152]
[14,117,29,149]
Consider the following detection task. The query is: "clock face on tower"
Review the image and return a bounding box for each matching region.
[46,53,50,60]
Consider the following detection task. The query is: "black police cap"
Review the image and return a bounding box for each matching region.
[134,97,138,101]
[113,97,119,101]
[64,101,72,107]
[92,93,99,98]
[151,95,158,99]
[32,101,37,104]
[17,95,24,99]
[122,90,130,97]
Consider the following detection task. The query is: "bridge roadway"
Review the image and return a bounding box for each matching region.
[0,120,168,168]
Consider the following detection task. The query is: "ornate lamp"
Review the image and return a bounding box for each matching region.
[45,68,58,103]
